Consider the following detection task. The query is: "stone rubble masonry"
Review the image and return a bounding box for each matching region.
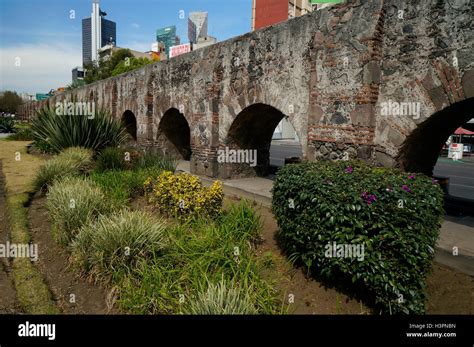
[18,0,474,178]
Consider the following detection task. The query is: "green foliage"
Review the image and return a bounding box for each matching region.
[144,171,223,221]
[31,107,127,153]
[0,91,23,113]
[94,147,176,173]
[132,150,177,172]
[72,210,167,283]
[117,201,280,314]
[7,122,34,140]
[89,166,167,206]
[46,176,112,246]
[185,279,257,314]
[66,79,86,90]
[272,160,445,314]
[111,57,153,76]
[0,117,15,133]
[84,49,147,84]
[95,147,128,172]
[34,147,93,191]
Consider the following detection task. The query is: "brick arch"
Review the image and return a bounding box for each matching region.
[396,97,474,175]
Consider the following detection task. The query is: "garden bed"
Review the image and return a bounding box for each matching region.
[28,196,116,314]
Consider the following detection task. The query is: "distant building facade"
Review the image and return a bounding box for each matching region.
[156,25,180,59]
[72,67,85,82]
[82,0,116,66]
[188,12,208,44]
[98,45,150,62]
[251,0,314,30]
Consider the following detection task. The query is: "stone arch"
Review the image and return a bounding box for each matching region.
[222,103,302,177]
[396,97,474,175]
[121,110,137,141]
[156,108,191,160]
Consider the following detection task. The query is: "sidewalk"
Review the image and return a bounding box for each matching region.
[176,161,474,276]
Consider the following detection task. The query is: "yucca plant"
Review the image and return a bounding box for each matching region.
[31,106,127,153]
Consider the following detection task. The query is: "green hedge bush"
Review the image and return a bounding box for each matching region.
[272,160,444,314]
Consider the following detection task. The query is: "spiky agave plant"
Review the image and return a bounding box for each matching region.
[31,106,127,153]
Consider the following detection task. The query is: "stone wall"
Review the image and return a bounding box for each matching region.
[18,0,474,178]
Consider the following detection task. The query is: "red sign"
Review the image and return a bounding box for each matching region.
[169,43,191,58]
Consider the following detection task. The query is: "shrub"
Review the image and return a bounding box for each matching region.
[144,171,223,221]
[7,122,34,141]
[0,117,15,133]
[185,279,257,314]
[90,165,168,206]
[34,147,93,191]
[95,147,128,172]
[72,210,167,282]
[132,150,176,172]
[31,107,127,153]
[46,176,111,246]
[272,160,444,314]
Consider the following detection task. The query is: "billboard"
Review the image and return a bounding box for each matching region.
[169,43,191,58]
[36,93,52,101]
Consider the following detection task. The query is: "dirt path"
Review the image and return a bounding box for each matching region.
[28,196,116,314]
[0,160,18,313]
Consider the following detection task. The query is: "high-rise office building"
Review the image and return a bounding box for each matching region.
[156,25,179,59]
[82,0,116,66]
[188,12,208,44]
[251,0,314,30]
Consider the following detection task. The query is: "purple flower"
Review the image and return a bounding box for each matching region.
[432,178,439,184]
[361,192,377,204]
[408,174,416,180]
[345,166,353,174]
[402,185,411,193]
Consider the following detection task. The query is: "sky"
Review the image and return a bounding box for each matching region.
[0,0,252,94]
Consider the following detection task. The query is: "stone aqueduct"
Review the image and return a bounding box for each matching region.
[18,0,474,178]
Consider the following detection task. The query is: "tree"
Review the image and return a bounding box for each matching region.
[0,91,24,113]
[84,49,136,84]
[111,57,153,76]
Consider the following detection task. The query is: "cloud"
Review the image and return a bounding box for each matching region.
[131,23,140,29]
[0,42,81,94]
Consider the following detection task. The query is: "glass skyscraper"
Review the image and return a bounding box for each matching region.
[156,25,179,59]
[82,1,116,66]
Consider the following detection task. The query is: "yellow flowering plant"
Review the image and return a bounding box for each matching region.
[144,171,223,221]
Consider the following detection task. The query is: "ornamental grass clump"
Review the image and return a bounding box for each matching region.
[72,210,167,282]
[34,147,93,191]
[46,176,112,246]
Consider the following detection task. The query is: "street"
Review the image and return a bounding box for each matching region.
[270,141,474,200]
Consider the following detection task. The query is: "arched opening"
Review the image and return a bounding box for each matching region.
[397,98,474,213]
[397,98,474,175]
[157,108,191,160]
[121,110,137,141]
[224,103,303,177]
